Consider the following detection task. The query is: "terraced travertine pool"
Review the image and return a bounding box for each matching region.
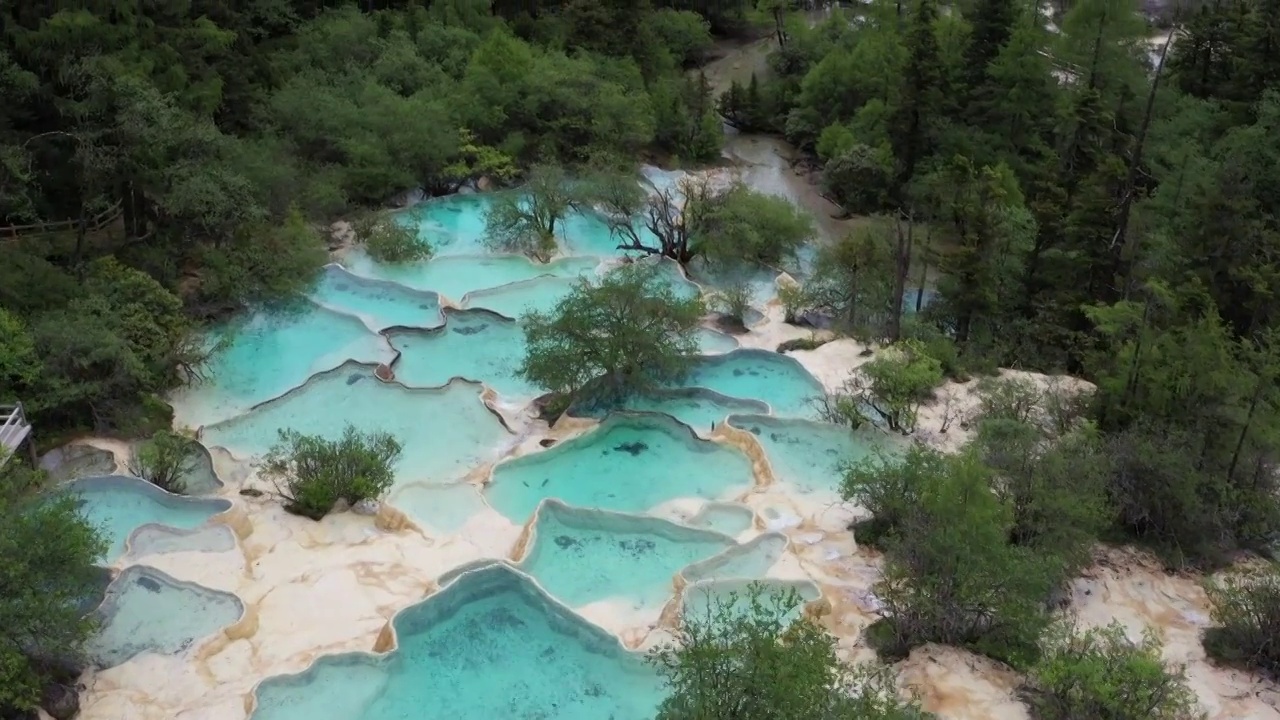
[68,168,901,720]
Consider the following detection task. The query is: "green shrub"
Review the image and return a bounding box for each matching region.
[840,445,946,547]
[711,280,752,329]
[1024,622,1202,720]
[866,452,1057,669]
[777,336,829,353]
[1203,565,1280,680]
[650,582,932,720]
[358,217,433,263]
[261,425,402,520]
[778,283,809,324]
[842,339,943,433]
[128,430,200,494]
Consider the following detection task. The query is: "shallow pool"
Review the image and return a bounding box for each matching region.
[312,265,443,331]
[727,414,891,497]
[175,304,395,428]
[202,364,510,487]
[519,501,733,610]
[576,389,769,433]
[485,414,755,522]
[678,350,826,418]
[250,564,664,720]
[88,565,243,668]
[64,475,231,561]
[461,275,578,318]
[342,250,600,304]
[386,310,534,398]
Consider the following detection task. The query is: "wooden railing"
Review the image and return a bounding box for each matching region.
[0,202,123,243]
[0,403,33,467]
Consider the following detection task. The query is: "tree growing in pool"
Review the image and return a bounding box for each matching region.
[483,164,581,261]
[649,583,931,720]
[518,263,705,408]
[260,425,402,520]
[590,174,814,268]
[0,462,107,717]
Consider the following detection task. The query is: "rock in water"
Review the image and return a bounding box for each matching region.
[353,498,380,516]
[374,363,395,382]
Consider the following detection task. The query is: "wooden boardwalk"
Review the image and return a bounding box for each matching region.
[0,403,35,467]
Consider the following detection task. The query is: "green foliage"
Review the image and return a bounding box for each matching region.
[844,340,943,433]
[821,144,894,215]
[650,583,931,720]
[973,420,1111,570]
[1203,565,1280,680]
[357,217,433,264]
[483,165,578,260]
[0,467,107,713]
[519,263,705,403]
[652,72,724,164]
[691,183,815,268]
[261,425,402,521]
[840,444,947,547]
[710,279,753,328]
[806,222,896,339]
[777,336,829,353]
[867,451,1056,668]
[1024,622,1203,720]
[128,430,200,495]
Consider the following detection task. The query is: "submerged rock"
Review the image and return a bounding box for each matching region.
[374,363,395,382]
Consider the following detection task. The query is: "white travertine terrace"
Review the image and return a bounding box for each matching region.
[69,291,1280,720]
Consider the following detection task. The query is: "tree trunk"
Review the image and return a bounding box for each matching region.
[890,211,914,341]
[916,224,932,313]
[1117,26,1175,301]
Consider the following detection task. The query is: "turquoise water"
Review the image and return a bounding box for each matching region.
[312,265,443,330]
[697,327,739,354]
[727,414,891,497]
[687,502,756,537]
[519,501,733,610]
[88,566,243,667]
[682,533,789,583]
[64,475,231,561]
[125,524,238,559]
[682,578,821,625]
[577,389,769,433]
[678,350,826,418]
[342,250,599,303]
[486,414,755,522]
[461,275,578,318]
[389,482,489,535]
[202,364,510,487]
[387,311,533,398]
[251,564,663,720]
[393,194,492,255]
[179,303,395,427]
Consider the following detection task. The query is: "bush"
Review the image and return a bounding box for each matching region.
[358,217,433,263]
[1024,622,1202,720]
[841,444,945,547]
[840,339,943,433]
[974,420,1111,569]
[261,425,402,520]
[778,283,809,324]
[866,452,1057,668]
[777,336,829,353]
[128,430,200,494]
[650,582,931,720]
[1203,565,1280,680]
[711,280,752,329]
[0,465,106,713]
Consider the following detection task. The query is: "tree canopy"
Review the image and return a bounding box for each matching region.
[519,263,705,404]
